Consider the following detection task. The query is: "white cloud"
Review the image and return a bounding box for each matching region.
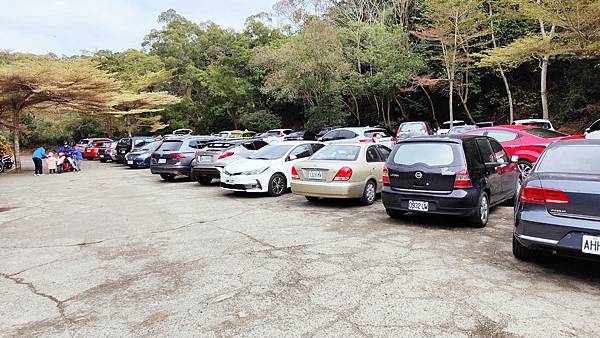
[0,0,277,55]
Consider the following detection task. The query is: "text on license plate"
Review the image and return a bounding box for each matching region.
[582,235,600,255]
[127,160,133,165]
[408,200,429,212]
[308,170,322,179]
[158,159,167,164]
[200,155,212,162]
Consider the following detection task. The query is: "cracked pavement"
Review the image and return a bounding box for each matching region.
[2,161,600,337]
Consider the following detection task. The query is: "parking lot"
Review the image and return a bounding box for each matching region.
[2,161,600,337]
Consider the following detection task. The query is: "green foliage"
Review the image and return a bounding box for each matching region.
[240,110,282,131]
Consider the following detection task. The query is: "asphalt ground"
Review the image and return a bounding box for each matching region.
[1,160,600,337]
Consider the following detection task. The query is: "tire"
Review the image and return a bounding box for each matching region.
[267,173,286,197]
[386,208,405,219]
[0,163,4,173]
[467,192,489,228]
[517,160,533,179]
[100,159,107,163]
[305,196,319,202]
[359,180,377,206]
[513,235,535,261]
[160,174,176,181]
[197,176,212,186]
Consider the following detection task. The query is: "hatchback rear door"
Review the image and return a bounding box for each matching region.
[154,140,183,165]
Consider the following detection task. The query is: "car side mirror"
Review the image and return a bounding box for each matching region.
[511,155,519,163]
[288,154,298,161]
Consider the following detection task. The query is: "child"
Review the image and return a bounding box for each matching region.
[46,151,57,174]
[73,145,83,172]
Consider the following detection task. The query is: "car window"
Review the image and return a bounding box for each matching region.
[377,145,391,160]
[248,144,293,160]
[310,143,325,153]
[393,142,461,167]
[476,139,496,163]
[289,144,312,159]
[489,139,509,164]
[366,146,382,162]
[310,145,360,161]
[463,141,483,168]
[141,142,161,151]
[364,130,388,138]
[590,120,600,132]
[283,130,293,135]
[485,130,520,142]
[118,139,131,147]
[522,128,566,138]
[537,145,600,174]
[339,130,357,139]
[321,130,340,141]
[133,139,147,147]
[400,123,424,132]
[158,141,183,151]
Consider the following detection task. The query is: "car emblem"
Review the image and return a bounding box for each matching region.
[415,171,423,179]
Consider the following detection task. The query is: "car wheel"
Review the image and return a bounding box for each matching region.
[359,180,377,206]
[160,174,176,181]
[386,208,405,219]
[267,173,286,197]
[513,235,535,261]
[197,176,212,186]
[467,192,489,228]
[305,196,319,202]
[517,160,533,178]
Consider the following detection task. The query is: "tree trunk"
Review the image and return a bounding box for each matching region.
[449,79,454,129]
[540,55,550,120]
[419,84,438,128]
[107,116,114,139]
[12,110,21,172]
[351,93,361,126]
[499,69,514,123]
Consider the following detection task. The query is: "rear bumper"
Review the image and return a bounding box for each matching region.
[191,166,222,179]
[291,180,364,198]
[126,158,150,168]
[514,205,600,260]
[382,186,479,216]
[150,165,190,176]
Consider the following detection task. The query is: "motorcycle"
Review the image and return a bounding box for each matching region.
[0,155,13,173]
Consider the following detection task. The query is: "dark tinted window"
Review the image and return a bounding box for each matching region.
[489,140,509,164]
[339,130,357,139]
[377,145,391,160]
[310,145,360,161]
[158,141,183,151]
[289,144,312,159]
[118,139,131,147]
[589,120,600,132]
[537,145,600,174]
[522,128,566,139]
[310,143,325,153]
[393,142,462,167]
[366,146,382,162]
[321,130,340,141]
[476,139,495,163]
[141,141,161,151]
[463,141,483,168]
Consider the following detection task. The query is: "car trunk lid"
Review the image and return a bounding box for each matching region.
[536,173,600,221]
[297,160,347,183]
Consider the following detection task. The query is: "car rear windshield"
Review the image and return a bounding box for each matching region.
[248,144,292,160]
[393,142,463,167]
[310,145,360,161]
[157,140,183,151]
[400,123,425,132]
[117,139,131,147]
[141,142,161,151]
[536,145,600,174]
[206,142,234,150]
[522,128,566,138]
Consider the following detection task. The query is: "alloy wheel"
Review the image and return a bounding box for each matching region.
[518,162,532,178]
[365,182,376,203]
[271,176,285,195]
[480,195,489,224]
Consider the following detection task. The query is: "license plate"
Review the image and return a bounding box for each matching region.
[127,160,133,165]
[308,170,322,180]
[99,155,104,158]
[158,159,167,164]
[225,177,234,184]
[200,155,212,162]
[582,235,600,255]
[408,200,429,212]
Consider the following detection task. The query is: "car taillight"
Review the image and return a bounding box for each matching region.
[383,166,390,185]
[359,139,370,142]
[218,151,234,160]
[291,166,299,180]
[333,167,353,181]
[519,186,570,204]
[454,168,473,188]
[168,153,186,159]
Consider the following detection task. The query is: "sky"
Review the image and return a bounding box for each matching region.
[0,0,278,56]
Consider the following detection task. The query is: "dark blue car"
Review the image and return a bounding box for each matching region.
[513,139,600,261]
[125,141,161,169]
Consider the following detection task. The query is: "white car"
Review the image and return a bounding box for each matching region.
[262,129,294,142]
[319,127,395,148]
[585,119,600,139]
[436,120,466,135]
[220,141,325,196]
[512,119,555,131]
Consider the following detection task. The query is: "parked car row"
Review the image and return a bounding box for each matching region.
[88,123,599,264]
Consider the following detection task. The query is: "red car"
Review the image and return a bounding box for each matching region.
[466,125,582,176]
[83,139,113,160]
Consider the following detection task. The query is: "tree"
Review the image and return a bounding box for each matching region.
[0,57,119,171]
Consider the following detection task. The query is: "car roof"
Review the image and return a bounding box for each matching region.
[271,140,322,145]
[548,139,600,148]
[397,134,483,144]
[514,119,551,123]
[329,142,388,149]
[338,127,386,132]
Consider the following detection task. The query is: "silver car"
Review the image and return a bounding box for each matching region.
[150,135,222,181]
[319,127,395,148]
[191,139,268,185]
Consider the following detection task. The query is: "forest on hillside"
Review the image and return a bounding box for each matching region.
[1,0,599,150]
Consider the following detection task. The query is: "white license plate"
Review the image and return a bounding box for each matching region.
[158,159,167,164]
[408,200,429,212]
[127,160,133,165]
[308,170,323,180]
[582,235,600,255]
[200,155,212,162]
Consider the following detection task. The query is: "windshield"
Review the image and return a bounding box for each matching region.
[537,145,600,174]
[393,142,462,167]
[521,122,552,129]
[449,126,475,134]
[248,144,292,160]
[310,145,360,161]
[157,140,183,151]
[523,128,566,138]
[400,123,425,132]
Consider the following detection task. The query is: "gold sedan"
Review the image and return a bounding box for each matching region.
[291,143,391,205]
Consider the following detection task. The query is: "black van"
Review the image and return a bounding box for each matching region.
[382,134,520,227]
[115,137,157,164]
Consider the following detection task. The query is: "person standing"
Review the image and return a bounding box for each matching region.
[73,145,83,172]
[31,146,46,176]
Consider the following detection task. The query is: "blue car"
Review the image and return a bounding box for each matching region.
[125,141,161,169]
[513,139,600,261]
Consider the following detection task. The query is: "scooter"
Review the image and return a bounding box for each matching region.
[0,155,13,173]
[57,152,78,173]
